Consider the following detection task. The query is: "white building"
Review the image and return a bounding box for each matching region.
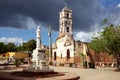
[52,6,89,64]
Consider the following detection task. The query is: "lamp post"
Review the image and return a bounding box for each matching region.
[48,26,52,62]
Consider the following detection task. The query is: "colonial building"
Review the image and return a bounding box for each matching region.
[51,6,116,67]
[52,6,89,64]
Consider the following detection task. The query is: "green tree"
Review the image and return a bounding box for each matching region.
[16,45,24,52]
[27,39,36,51]
[6,43,17,52]
[0,42,6,54]
[89,25,120,70]
[22,39,36,51]
[0,39,36,53]
[89,37,104,61]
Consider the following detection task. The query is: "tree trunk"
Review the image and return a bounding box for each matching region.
[116,54,120,71]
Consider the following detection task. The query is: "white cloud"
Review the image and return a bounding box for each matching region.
[16,15,37,29]
[106,12,120,26]
[75,10,120,42]
[117,3,120,8]
[0,37,24,45]
[111,14,120,25]
[75,31,91,42]
[26,17,37,29]
[75,23,101,42]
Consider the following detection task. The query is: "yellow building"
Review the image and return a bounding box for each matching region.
[0,52,28,58]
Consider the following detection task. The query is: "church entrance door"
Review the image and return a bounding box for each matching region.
[54,52,56,60]
[66,49,70,61]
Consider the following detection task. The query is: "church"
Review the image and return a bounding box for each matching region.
[51,6,116,67]
[52,6,89,65]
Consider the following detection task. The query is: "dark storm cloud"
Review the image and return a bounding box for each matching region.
[65,0,104,32]
[0,0,104,31]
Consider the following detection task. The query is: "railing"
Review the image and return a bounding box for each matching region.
[95,62,117,67]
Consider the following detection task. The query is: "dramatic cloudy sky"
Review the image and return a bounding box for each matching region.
[0,0,120,45]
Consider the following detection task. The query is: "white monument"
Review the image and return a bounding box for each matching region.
[23,26,54,72]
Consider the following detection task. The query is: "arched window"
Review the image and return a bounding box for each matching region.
[66,49,70,60]
[67,13,69,18]
[67,27,69,33]
[54,52,56,60]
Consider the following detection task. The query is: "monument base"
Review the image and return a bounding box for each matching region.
[23,67,54,74]
[23,60,54,73]
[23,48,54,73]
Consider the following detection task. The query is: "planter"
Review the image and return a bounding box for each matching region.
[89,62,95,68]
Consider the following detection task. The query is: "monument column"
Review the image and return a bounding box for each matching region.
[36,26,41,49]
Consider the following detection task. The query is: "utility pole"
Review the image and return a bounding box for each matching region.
[48,26,52,62]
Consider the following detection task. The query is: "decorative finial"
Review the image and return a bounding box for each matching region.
[65,3,67,7]
[63,3,70,11]
[37,25,40,30]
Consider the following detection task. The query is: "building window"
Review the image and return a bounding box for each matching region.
[67,27,69,33]
[65,21,68,26]
[54,52,56,60]
[62,22,63,27]
[67,13,69,18]
[66,49,70,61]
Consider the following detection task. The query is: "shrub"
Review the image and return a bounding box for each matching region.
[59,63,64,66]
[89,62,95,68]
[14,58,21,67]
[19,58,24,63]
[49,61,53,65]
[83,61,87,68]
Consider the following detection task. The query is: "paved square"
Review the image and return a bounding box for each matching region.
[50,66,120,80]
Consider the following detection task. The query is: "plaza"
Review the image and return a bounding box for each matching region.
[50,66,120,80]
[0,64,120,80]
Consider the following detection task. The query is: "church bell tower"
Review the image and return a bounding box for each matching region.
[59,6,73,36]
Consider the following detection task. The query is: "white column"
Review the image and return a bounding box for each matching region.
[36,26,41,49]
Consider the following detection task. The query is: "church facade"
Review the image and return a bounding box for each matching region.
[52,6,88,64]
